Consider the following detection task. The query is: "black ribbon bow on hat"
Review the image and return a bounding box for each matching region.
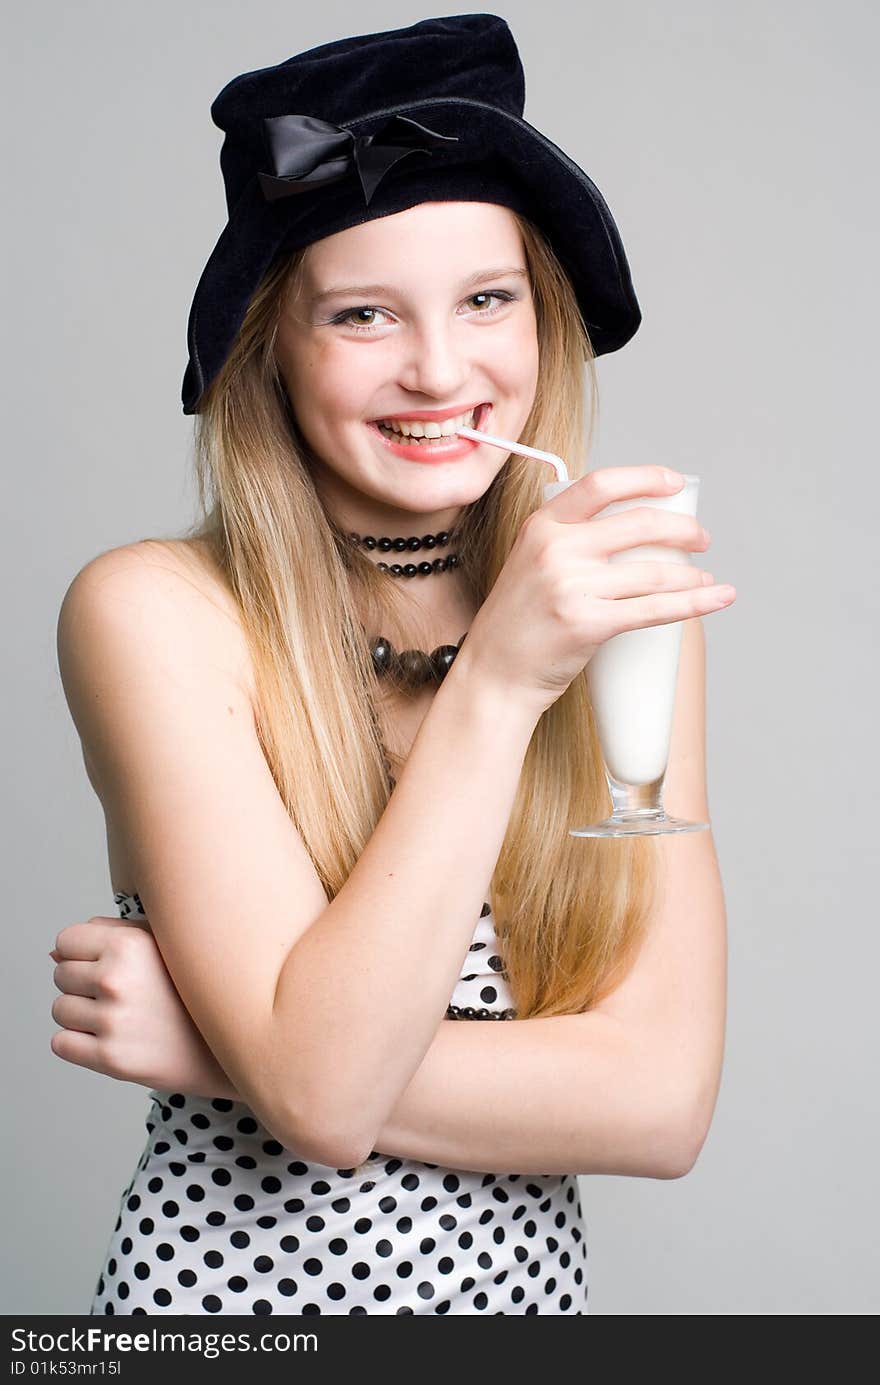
[257,113,460,207]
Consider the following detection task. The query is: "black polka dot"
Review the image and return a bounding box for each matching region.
[90,902,590,1315]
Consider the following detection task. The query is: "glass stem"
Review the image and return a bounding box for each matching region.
[604,768,667,819]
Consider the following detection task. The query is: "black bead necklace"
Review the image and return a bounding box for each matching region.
[348,526,471,693]
[346,526,460,579]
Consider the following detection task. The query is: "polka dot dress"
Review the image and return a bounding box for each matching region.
[89,891,589,1316]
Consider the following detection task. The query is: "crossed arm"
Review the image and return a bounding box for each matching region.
[52,619,725,1179]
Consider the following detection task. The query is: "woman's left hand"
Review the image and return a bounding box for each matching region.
[49,915,233,1097]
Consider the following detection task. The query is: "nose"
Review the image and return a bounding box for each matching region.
[396,318,470,401]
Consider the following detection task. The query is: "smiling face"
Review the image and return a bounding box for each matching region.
[274,200,540,537]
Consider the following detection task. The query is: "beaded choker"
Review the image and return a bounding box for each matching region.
[346,527,460,578]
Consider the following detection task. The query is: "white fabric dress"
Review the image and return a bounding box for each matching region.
[89,891,589,1315]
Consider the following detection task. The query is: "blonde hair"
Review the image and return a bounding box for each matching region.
[162,209,660,1024]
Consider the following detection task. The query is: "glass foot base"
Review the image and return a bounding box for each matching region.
[569,811,710,838]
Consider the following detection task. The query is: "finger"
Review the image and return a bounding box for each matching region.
[610,582,736,632]
[545,465,685,522]
[589,506,707,559]
[52,958,101,999]
[597,560,714,600]
[50,1028,108,1074]
[51,993,103,1035]
[55,918,129,961]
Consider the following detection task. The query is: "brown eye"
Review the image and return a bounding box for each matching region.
[464,291,515,316]
[330,306,390,332]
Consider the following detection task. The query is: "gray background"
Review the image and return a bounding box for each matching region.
[5,0,877,1315]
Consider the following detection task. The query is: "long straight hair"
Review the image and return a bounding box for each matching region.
[166,210,660,1020]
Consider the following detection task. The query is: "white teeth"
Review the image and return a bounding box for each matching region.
[376,407,478,437]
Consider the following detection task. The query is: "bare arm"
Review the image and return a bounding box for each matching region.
[190,1010,687,1178]
[57,547,542,1168]
[290,615,724,1172]
[164,618,722,1178]
[270,649,541,1162]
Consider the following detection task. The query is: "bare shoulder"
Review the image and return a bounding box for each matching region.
[57,537,257,810]
[59,537,256,704]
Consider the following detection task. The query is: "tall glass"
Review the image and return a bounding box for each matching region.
[542,473,709,837]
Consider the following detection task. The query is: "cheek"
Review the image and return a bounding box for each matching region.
[282,346,362,430]
[302,341,389,417]
[496,318,539,394]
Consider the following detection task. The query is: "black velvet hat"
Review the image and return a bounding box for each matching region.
[181,13,642,415]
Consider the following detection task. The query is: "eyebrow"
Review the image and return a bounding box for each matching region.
[310,265,530,304]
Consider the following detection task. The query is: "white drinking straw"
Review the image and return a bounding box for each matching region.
[456,425,569,483]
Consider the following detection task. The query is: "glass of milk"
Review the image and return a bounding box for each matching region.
[542,474,710,837]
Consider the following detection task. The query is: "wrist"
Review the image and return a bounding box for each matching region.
[444,640,544,739]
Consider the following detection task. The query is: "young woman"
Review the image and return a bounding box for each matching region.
[49,16,734,1316]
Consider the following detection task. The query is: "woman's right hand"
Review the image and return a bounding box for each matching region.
[460,465,735,716]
